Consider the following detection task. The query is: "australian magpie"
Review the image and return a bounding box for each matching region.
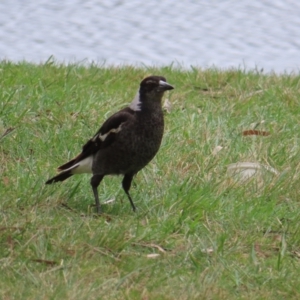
[46,75,174,214]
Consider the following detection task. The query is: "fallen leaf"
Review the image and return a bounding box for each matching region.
[146,254,160,259]
[103,198,115,205]
[201,247,214,254]
[227,162,279,186]
[242,130,270,136]
[32,259,57,266]
[3,177,9,186]
[254,243,266,257]
[212,145,223,155]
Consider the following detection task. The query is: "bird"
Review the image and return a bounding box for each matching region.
[45,75,174,214]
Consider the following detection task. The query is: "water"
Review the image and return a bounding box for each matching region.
[1,0,300,73]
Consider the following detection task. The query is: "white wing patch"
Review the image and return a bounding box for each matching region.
[95,122,124,142]
[129,91,141,111]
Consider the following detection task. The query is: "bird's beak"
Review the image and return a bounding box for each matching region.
[158,80,174,91]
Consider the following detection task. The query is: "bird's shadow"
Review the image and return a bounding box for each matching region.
[56,179,141,218]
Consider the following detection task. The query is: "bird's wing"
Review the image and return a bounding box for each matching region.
[58,108,134,171]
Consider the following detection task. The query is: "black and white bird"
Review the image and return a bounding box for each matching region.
[46,76,174,214]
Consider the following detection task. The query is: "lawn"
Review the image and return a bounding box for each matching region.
[1,60,300,299]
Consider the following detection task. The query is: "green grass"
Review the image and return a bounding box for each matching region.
[1,60,300,299]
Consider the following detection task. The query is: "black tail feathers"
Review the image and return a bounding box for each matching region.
[45,171,73,184]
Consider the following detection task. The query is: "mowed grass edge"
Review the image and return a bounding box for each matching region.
[1,60,300,299]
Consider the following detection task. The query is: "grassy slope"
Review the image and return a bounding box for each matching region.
[1,60,300,299]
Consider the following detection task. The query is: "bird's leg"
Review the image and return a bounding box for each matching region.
[90,174,104,214]
[122,174,136,212]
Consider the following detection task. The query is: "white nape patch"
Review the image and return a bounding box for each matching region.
[98,123,123,141]
[129,91,141,111]
[64,156,93,174]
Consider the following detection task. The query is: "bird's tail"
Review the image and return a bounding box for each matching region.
[45,171,73,184]
[46,155,93,185]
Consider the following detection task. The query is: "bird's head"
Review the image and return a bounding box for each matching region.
[140,76,174,95]
[129,76,174,111]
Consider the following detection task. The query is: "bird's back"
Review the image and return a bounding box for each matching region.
[92,107,164,175]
